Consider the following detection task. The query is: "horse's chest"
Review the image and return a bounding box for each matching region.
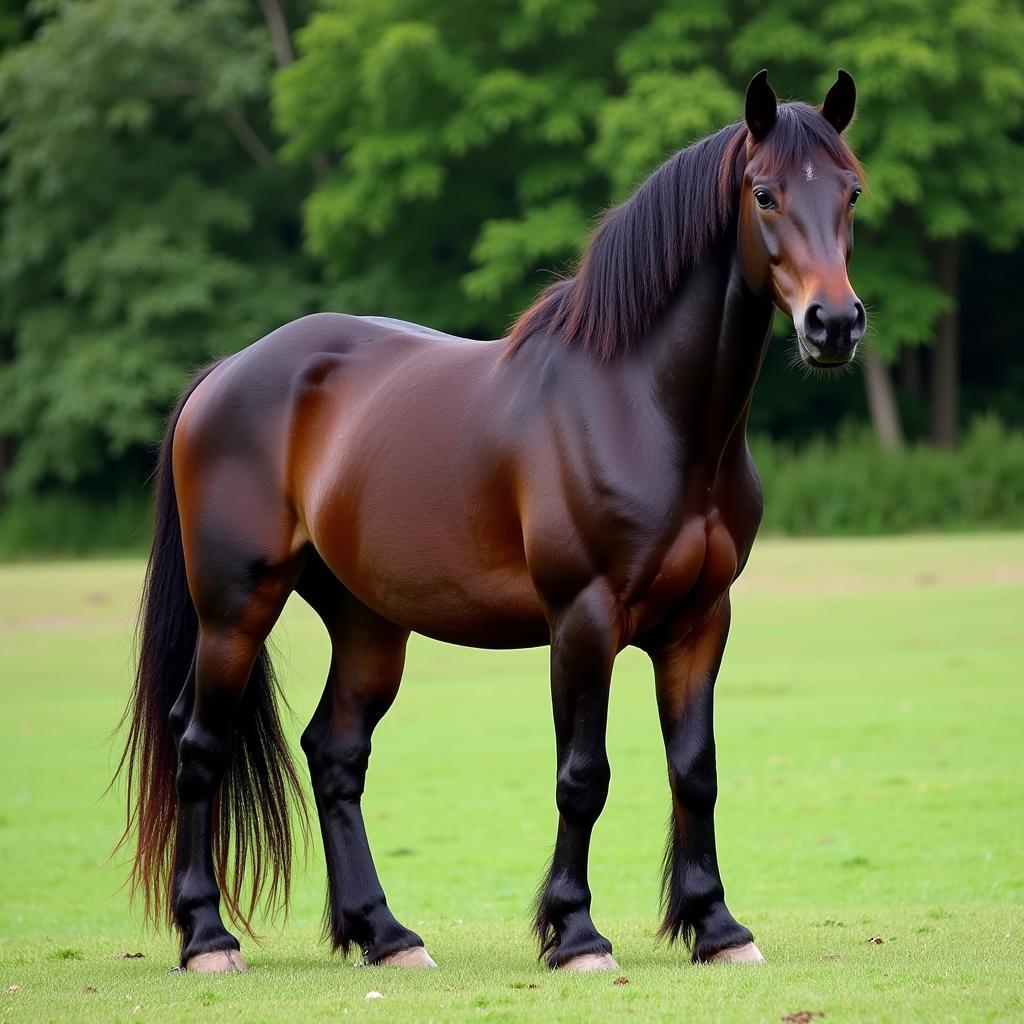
[628,513,741,638]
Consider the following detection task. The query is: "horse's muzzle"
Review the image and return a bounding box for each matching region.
[798,299,866,366]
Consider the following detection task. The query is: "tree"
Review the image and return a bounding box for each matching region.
[0,0,324,496]
[0,0,29,50]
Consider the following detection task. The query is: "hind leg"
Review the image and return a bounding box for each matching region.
[298,560,433,966]
[171,559,297,971]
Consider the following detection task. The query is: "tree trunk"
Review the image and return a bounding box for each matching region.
[259,0,329,181]
[862,345,904,450]
[929,241,959,447]
[260,0,296,68]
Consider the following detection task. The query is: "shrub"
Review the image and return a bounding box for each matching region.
[753,416,1024,535]
[0,491,151,560]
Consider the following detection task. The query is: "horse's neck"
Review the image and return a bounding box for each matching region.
[640,242,774,468]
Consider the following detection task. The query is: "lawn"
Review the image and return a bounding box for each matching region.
[1,535,1022,1023]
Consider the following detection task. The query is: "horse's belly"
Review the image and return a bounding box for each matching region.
[305,458,549,647]
[400,579,550,649]
[324,538,549,649]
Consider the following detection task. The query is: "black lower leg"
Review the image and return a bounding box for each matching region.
[170,631,254,965]
[172,720,241,963]
[534,766,613,967]
[653,604,754,962]
[306,733,421,961]
[302,679,420,963]
[535,587,615,967]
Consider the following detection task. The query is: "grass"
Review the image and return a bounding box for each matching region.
[0,534,1022,1022]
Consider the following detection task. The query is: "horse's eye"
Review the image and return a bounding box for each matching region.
[849,188,862,208]
[754,188,776,210]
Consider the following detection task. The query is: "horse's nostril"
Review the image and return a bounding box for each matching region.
[851,301,867,342]
[803,304,827,344]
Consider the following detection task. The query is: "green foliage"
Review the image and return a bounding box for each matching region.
[754,416,1024,535]
[0,0,28,50]
[0,0,324,494]
[0,490,150,559]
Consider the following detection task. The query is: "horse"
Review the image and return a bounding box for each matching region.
[115,69,865,974]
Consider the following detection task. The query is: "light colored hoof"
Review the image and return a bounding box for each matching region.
[709,942,765,964]
[377,946,437,968]
[185,950,247,973]
[559,952,620,972]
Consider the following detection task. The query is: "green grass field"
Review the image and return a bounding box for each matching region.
[1,535,1022,1022]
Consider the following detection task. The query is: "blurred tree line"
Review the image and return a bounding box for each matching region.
[0,0,1022,508]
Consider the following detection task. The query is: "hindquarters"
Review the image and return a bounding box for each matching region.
[114,358,309,955]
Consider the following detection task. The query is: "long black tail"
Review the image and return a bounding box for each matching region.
[113,362,306,937]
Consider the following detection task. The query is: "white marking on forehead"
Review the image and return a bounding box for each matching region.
[804,162,815,182]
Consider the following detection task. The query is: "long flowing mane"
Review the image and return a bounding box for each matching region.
[506,103,862,360]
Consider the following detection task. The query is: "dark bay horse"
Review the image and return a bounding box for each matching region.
[116,70,865,973]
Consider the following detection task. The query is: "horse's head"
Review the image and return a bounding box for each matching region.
[737,70,866,368]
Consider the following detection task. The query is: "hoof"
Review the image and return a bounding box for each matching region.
[709,942,765,964]
[377,946,437,968]
[559,952,620,972]
[185,950,247,973]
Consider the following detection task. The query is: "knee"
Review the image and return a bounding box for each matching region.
[556,753,610,825]
[306,733,371,803]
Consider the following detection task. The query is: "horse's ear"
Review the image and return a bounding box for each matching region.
[821,69,856,134]
[744,69,777,142]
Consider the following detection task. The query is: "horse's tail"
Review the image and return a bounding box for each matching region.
[113,361,306,936]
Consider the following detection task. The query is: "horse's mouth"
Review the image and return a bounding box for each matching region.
[796,335,855,369]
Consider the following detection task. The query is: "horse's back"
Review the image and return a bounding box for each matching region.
[357,315,490,344]
[175,311,495,448]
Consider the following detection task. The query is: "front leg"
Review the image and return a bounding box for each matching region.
[534,582,618,971]
[649,595,763,963]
